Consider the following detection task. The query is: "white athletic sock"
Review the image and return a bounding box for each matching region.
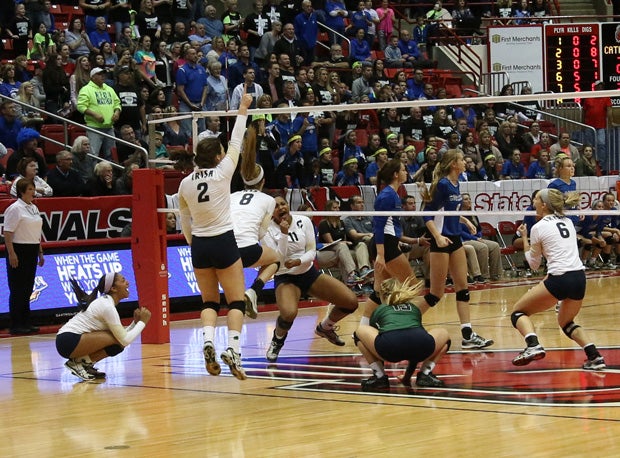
[228,330,241,353]
[359,316,370,326]
[274,330,287,340]
[421,361,436,375]
[203,326,215,344]
[370,361,385,378]
[321,317,336,330]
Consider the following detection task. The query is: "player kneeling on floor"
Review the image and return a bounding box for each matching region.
[355,276,451,391]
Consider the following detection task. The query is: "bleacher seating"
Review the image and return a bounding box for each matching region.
[50,4,70,23]
[60,5,84,22]
[1,39,15,59]
[354,129,368,147]
[68,125,87,144]
[40,124,68,164]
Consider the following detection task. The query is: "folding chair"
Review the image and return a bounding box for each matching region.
[495,221,522,275]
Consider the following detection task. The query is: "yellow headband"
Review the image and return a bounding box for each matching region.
[372,147,387,157]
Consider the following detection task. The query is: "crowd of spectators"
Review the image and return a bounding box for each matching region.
[0,0,602,201]
[0,1,617,285]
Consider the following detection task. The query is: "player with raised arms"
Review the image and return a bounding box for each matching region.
[177,87,252,380]
[231,113,283,319]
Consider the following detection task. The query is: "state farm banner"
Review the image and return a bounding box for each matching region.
[0,196,132,241]
[405,175,618,226]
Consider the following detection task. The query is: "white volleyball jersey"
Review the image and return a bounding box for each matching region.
[527,215,584,275]
[177,155,236,237]
[264,214,316,276]
[230,189,276,248]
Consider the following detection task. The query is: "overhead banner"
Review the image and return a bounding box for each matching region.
[488,25,545,93]
[0,196,133,241]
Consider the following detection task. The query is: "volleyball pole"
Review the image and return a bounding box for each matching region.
[131,168,170,344]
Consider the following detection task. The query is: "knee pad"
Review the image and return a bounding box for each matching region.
[456,289,470,303]
[511,311,527,328]
[104,344,124,356]
[605,236,615,244]
[424,293,440,307]
[369,291,381,305]
[277,316,294,331]
[228,300,245,313]
[352,331,360,346]
[581,244,592,251]
[203,301,220,313]
[562,321,580,339]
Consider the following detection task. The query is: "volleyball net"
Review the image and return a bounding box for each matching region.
[134,89,620,343]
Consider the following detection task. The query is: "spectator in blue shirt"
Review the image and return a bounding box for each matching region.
[294,1,319,66]
[347,1,371,38]
[335,157,362,186]
[526,149,553,179]
[325,0,348,44]
[198,4,225,39]
[0,100,24,150]
[176,47,208,137]
[350,28,372,63]
[500,149,526,180]
[89,16,112,49]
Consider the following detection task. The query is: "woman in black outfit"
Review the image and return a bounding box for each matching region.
[42,53,71,120]
[4,179,45,334]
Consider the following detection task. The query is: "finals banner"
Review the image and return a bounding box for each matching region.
[0,196,133,242]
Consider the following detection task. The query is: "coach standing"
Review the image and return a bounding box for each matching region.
[4,179,45,335]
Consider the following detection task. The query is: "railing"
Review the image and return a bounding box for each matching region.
[316,21,351,57]
[433,24,483,86]
[480,72,510,96]
[0,94,146,171]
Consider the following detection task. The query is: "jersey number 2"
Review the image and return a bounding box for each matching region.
[197,182,210,202]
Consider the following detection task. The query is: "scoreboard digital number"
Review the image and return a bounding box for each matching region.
[545,24,600,94]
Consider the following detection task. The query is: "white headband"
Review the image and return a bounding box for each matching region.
[538,188,551,208]
[103,272,116,294]
[243,165,264,186]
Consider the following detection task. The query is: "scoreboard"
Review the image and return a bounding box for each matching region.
[544,23,600,94]
[544,22,620,98]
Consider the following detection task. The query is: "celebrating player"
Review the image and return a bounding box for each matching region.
[177,89,252,380]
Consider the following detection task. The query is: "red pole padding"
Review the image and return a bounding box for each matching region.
[131,169,170,344]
